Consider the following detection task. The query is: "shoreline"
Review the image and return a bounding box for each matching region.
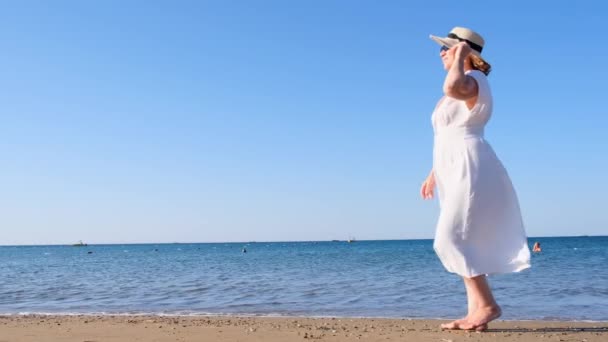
[2,314,607,341]
[1,312,608,323]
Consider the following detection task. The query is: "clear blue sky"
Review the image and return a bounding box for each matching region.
[1,1,606,245]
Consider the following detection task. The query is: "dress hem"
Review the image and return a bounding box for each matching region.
[445,263,532,279]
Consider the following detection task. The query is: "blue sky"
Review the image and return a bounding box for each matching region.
[1,1,606,245]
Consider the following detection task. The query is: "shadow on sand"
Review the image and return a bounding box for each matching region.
[485,326,608,333]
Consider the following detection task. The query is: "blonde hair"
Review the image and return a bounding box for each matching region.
[470,55,491,76]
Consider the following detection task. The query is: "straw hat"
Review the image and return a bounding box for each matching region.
[430,27,486,60]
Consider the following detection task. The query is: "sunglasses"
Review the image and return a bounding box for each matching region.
[440,45,450,52]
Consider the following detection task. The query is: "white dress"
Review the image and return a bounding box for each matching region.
[432,70,531,278]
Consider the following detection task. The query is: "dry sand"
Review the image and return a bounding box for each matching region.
[1,315,607,341]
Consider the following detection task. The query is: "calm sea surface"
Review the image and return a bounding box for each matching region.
[1,237,606,321]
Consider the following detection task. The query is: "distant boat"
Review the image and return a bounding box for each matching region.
[347,237,356,243]
[72,240,88,247]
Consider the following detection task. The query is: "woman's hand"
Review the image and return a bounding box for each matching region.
[420,172,436,200]
[448,41,472,61]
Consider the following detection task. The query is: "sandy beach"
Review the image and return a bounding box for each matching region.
[1,315,607,342]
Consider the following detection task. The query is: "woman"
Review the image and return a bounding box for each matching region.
[420,27,531,331]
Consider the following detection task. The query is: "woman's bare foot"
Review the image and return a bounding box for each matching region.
[459,305,502,330]
[441,319,489,331]
[440,317,468,330]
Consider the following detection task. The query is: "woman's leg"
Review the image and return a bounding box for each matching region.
[440,278,478,329]
[459,275,502,330]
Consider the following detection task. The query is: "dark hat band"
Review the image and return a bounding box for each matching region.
[447,33,483,53]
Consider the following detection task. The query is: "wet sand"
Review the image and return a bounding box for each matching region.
[1,315,607,341]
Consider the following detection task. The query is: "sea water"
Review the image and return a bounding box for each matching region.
[0,236,606,320]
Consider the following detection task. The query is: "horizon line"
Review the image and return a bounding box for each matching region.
[1,234,605,247]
